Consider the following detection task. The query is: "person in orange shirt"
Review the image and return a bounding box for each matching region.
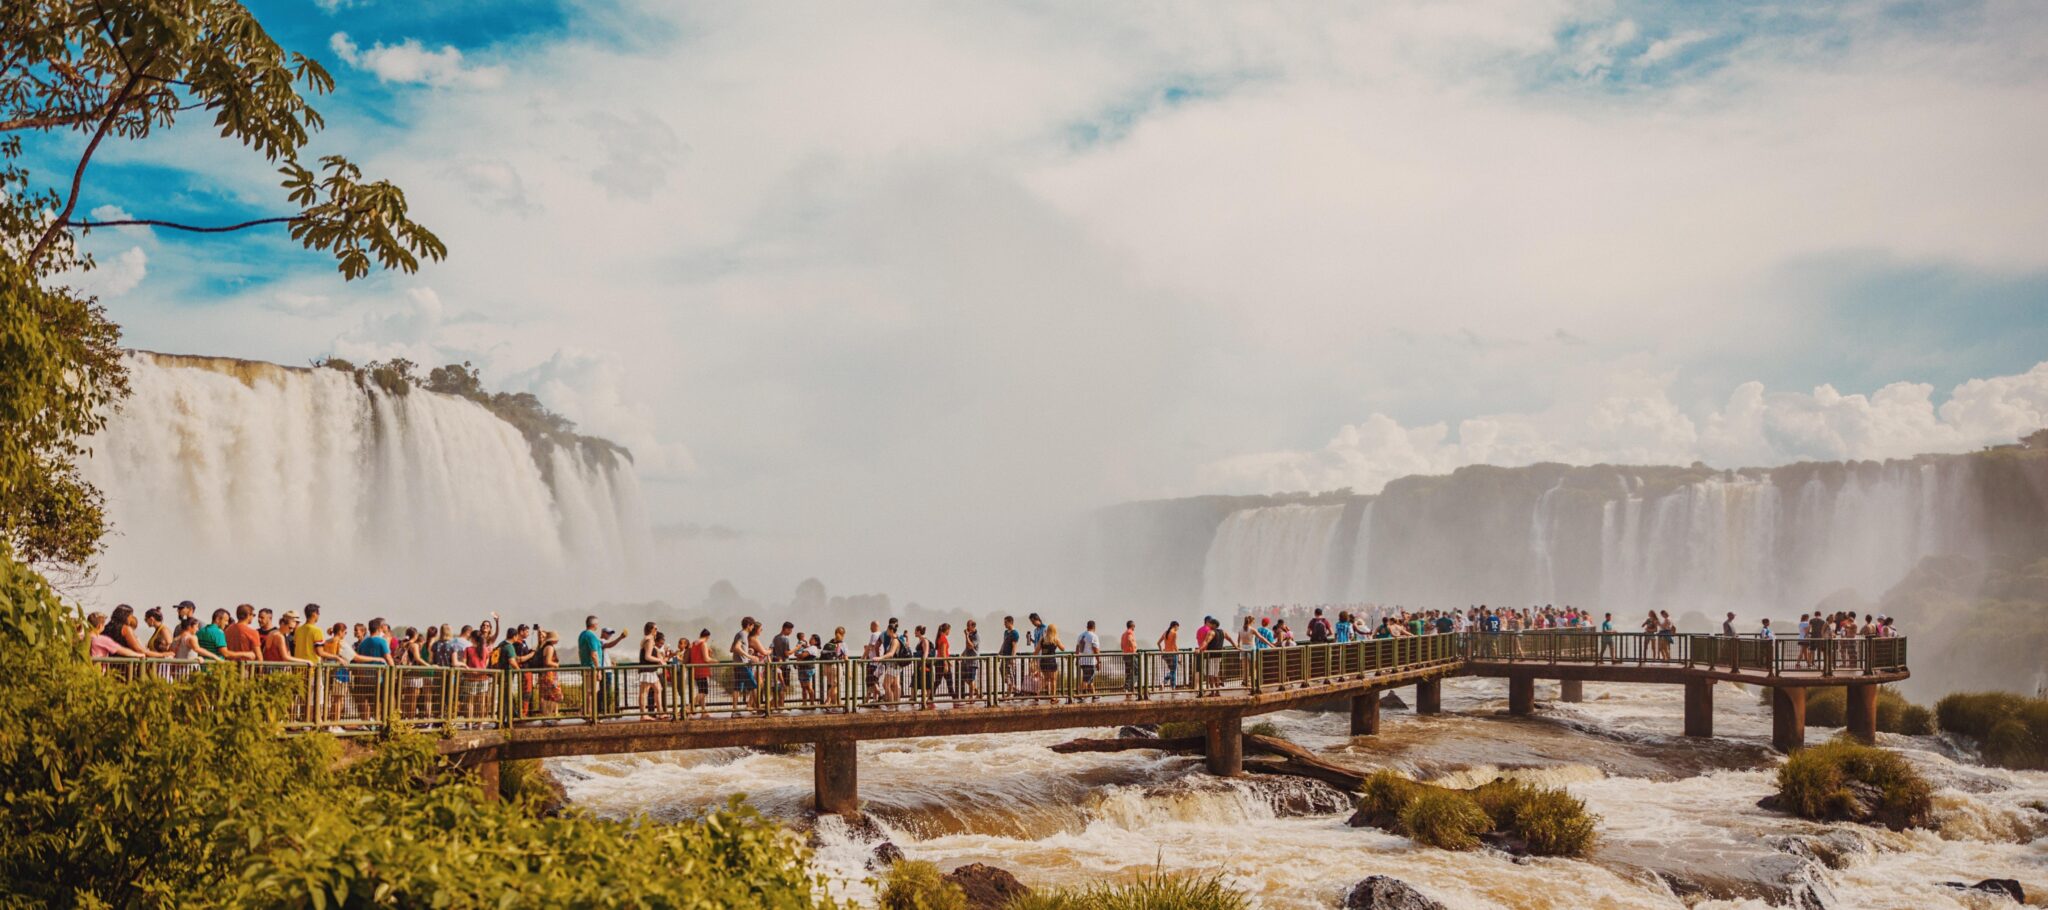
[686,629,714,717]
[221,603,262,661]
[1119,620,1138,691]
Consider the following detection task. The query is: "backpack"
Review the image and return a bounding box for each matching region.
[1307,618,1332,643]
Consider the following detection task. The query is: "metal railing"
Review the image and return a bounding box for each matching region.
[1464,631,1909,677]
[84,630,1901,735]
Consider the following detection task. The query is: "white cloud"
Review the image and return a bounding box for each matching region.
[329,33,505,89]
[1202,362,2048,494]
[508,349,697,478]
[1640,29,1711,65]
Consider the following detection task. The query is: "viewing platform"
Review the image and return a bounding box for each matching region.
[91,631,1907,817]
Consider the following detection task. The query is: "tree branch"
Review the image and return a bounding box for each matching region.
[24,64,148,267]
[0,110,101,132]
[65,215,302,233]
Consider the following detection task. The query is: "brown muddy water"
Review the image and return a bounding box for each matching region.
[557,678,2048,909]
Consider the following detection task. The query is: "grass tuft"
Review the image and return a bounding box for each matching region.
[881,860,968,910]
[1776,737,1933,830]
[1935,692,2048,770]
[1001,873,1248,910]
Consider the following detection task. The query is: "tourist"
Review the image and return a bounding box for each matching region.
[684,628,714,716]
[534,631,564,719]
[909,625,936,708]
[730,618,761,716]
[1118,620,1138,690]
[317,621,353,725]
[875,620,904,707]
[932,622,954,701]
[796,633,821,705]
[1199,618,1234,694]
[771,621,797,705]
[171,618,220,663]
[222,604,262,662]
[256,607,275,641]
[998,615,1021,695]
[1656,611,1676,660]
[1035,623,1063,701]
[89,611,144,660]
[958,618,983,696]
[1307,607,1332,644]
[142,607,173,655]
[293,604,325,662]
[1074,620,1101,698]
[1158,620,1181,688]
[580,615,627,716]
[638,622,665,719]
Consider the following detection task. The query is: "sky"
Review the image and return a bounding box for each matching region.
[35,0,2048,604]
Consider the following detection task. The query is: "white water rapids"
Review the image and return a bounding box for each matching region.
[557,678,2047,909]
[77,352,653,614]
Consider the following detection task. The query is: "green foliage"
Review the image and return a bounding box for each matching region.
[0,251,125,569]
[1775,737,1934,830]
[881,860,968,910]
[2,0,445,278]
[1245,720,1284,740]
[1937,692,2048,770]
[1804,688,1846,727]
[1001,874,1249,910]
[1358,771,1597,856]
[1157,720,1205,740]
[1500,787,1597,856]
[1767,686,1934,736]
[1398,791,1491,851]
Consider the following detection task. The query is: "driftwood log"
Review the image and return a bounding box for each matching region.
[1049,732,1366,790]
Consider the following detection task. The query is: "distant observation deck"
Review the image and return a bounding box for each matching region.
[92,631,1906,816]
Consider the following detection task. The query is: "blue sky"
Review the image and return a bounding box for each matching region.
[45,0,2048,557]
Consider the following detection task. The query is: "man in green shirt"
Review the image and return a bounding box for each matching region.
[195,607,230,658]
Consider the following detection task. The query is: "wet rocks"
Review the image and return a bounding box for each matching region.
[1773,830,1869,871]
[1117,724,1159,739]
[1651,855,1836,910]
[1941,879,2025,902]
[1342,876,1445,910]
[867,841,904,869]
[1380,691,1409,710]
[946,863,1031,909]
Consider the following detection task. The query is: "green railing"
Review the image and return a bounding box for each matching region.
[1464,631,1909,677]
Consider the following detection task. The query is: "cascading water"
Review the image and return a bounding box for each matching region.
[1199,504,1347,612]
[1122,452,2038,623]
[77,352,654,614]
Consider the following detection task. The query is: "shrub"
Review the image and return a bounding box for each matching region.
[1804,688,1847,727]
[1774,686,1932,735]
[1510,788,1598,856]
[1002,873,1249,910]
[1400,790,1491,850]
[1157,720,1205,740]
[1775,737,1934,830]
[1245,720,1284,739]
[1935,692,2048,770]
[882,860,969,910]
[1358,770,1423,820]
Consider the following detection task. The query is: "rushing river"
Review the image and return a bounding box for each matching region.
[556,678,2047,909]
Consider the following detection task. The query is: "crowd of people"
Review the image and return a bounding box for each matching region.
[78,599,1903,724]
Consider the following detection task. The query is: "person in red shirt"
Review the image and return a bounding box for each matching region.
[260,613,312,664]
[934,622,954,700]
[222,603,262,661]
[686,629,714,718]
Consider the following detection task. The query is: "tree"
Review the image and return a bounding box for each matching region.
[2,0,444,573]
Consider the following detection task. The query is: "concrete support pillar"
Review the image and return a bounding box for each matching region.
[1205,714,1244,776]
[1772,687,1807,753]
[474,758,501,800]
[814,740,860,816]
[1683,679,1714,738]
[1508,676,1536,716]
[1845,684,1878,744]
[1415,678,1442,716]
[1559,679,1584,703]
[1350,692,1381,736]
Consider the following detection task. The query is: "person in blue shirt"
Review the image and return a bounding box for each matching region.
[1334,611,1353,644]
[578,615,627,715]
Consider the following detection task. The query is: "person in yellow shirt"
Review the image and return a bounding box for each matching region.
[292,603,326,660]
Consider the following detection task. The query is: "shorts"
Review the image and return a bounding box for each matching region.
[734,667,756,691]
[1080,665,1096,683]
[639,671,661,685]
[695,678,710,696]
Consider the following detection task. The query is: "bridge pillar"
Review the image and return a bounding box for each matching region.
[474,758,501,800]
[1507,676,1535,716]
[1350,692,1380,736]
[1683,679,1714,738]
[1205,714,1244,776]
[1772,687,1807,753]
[1845,684,1878,744]
[814,740,860,816]
[1559,679,1584,703]
[1415,678,1442,716]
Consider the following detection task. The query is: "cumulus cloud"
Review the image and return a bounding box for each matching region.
[1202,362,2048,494]
[329,33,505,89]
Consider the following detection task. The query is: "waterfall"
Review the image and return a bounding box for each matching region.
[77,352,655,614]
[1198,504,1347,612]
[1134,453,2037,621]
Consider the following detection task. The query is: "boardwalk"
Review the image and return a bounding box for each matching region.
[92,631,1907,816]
